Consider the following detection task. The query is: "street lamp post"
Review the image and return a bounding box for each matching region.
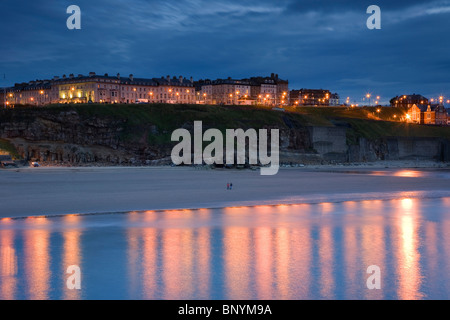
[39,90,44,106]
[2,87,6,109]
[1,74,7,109]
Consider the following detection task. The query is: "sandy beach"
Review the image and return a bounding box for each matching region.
[0,161,449,218]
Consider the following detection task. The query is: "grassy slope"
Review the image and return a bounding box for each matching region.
[288,106,450,143]
[0,138,22,159]
[47,103,304,145]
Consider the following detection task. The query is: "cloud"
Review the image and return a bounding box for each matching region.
[0,0,449,102]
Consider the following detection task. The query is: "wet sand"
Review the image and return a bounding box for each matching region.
[0,165,449,218]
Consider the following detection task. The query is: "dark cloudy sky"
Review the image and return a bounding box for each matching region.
[1,0,450,104]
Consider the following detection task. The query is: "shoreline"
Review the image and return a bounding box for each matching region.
[5,158,450,170]
[0,163,450,218]
[1,163,450,219]
[2,189,449,221]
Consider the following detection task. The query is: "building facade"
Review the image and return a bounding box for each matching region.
[245,74,289,106]
[329,93,340,106]
[391,94,429,108]
[2,72,195,106]
[195,78,254,105]
[211,78,251,105]
[407,104,448,125]
[290,89,331,106]
[2,72,291,107]
[194,74,289,106]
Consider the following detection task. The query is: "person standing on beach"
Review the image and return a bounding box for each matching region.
[227,183,230,190]
[230,183,233,190]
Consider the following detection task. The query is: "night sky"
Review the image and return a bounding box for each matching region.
[1,0,450,105]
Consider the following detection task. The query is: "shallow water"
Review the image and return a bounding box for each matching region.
[1,196,450,300]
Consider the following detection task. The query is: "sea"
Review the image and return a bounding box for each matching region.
[1,172,450,299]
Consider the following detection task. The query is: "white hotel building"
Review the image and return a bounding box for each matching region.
[3,72,195,106]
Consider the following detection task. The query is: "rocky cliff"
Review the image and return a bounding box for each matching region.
[0,105,449,166]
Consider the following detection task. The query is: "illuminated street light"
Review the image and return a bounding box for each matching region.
[366,93,371,106]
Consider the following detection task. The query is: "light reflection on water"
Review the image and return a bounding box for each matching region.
[1,197,450,300]
[338,169,450,179]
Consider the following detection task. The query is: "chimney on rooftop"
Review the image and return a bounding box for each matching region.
[190,76,193,83]
[179,76,183,83]
[117,73,120,79]
[62,74,67,79]
[69,74,74,79]
[104,73,108,77]
[129,74,134,81]
[167,75,170,82]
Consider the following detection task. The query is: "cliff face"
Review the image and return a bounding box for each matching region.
[0,109,169,165]
[0,107,448,165]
